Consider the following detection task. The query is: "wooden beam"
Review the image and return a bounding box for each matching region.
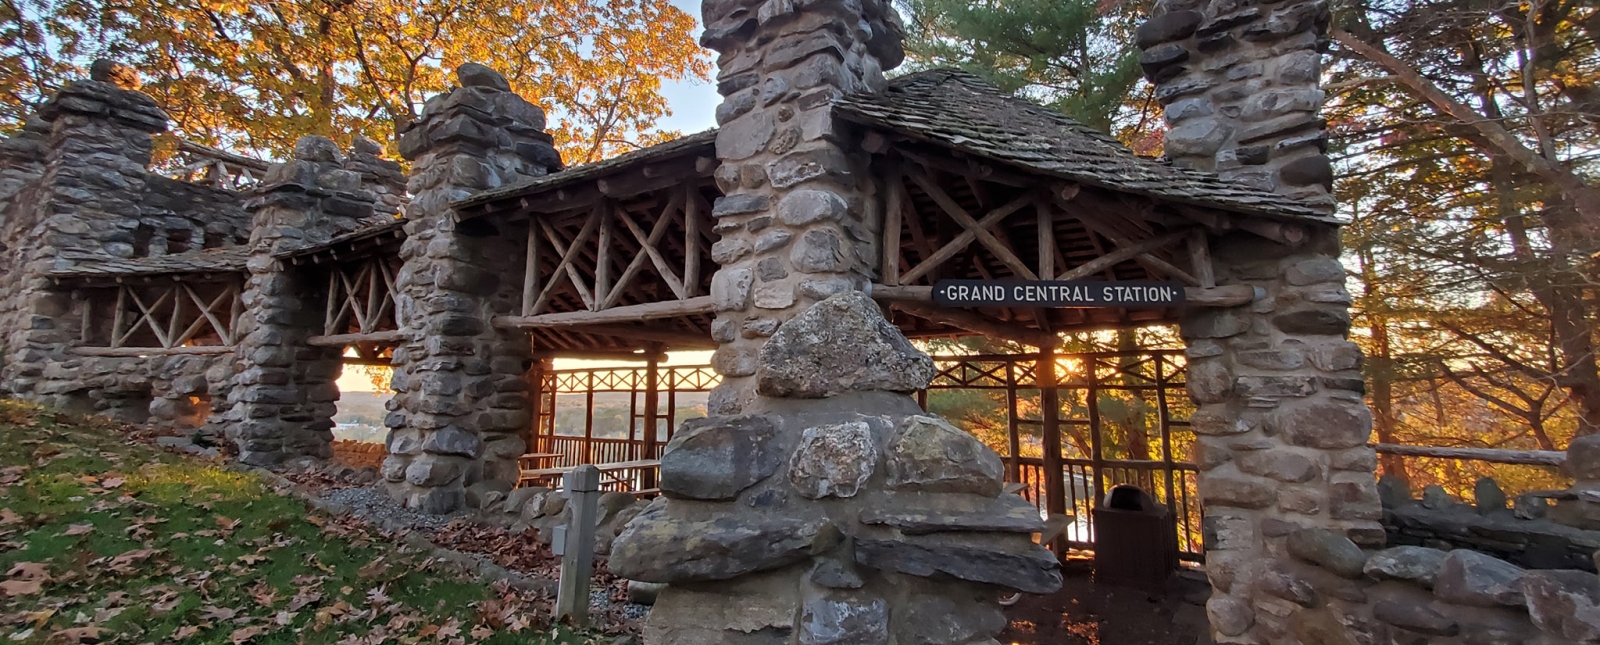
[1188,229,1216,288]
[522,219,540,316]
[898,189,1035,285]
[1056,229,1192,281]
[494,296,714,329]
[307,330,407,347]
[907,169,1037,280]
[530,348,667,361]
[560,324,715,350]
[72,345,234,357]
[881,166,904,285]
[1372,443,1565,467]
[888,301,1058,348]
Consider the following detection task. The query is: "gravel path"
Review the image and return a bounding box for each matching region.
[322,485,470,532]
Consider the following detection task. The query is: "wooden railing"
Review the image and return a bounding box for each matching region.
[1003,456,1204,561]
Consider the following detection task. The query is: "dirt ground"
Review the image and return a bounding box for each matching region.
[999,562,1211,645]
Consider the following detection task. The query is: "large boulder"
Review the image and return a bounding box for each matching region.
[610,498,836,583]
[884,416,1004,497]
[788,420,879,499]
[854,533,1061,594]
[756,291,935,397]
[660,414,785,500]
[859,492,1044,535]
[1521,569,1600,641]
[1434,549,1526,608]
[1285,528,1366,579]
[1363,546,1447,588]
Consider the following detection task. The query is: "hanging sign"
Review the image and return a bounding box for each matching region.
[932,280,1186,308]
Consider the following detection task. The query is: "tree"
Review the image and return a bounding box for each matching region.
[895,0,1162,151]
[0,0,708,164]
[1329,0,1600,436]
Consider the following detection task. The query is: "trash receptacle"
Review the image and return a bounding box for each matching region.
[1093,484,1177,591]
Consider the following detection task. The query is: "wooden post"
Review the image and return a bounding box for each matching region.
[555,465,600,626]
[643,350,661,489]
[526,359,549,453]
[1005,360,1021,484]
[1038,346,1067,555]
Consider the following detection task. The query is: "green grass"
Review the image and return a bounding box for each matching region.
[0,401,600,644]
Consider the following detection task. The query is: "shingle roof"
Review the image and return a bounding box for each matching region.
[456,129,717,209]
[834,69,1338,223]
[274,218,406,261]
[45,246,250,280]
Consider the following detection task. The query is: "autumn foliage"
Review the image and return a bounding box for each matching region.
[0,0,709,164]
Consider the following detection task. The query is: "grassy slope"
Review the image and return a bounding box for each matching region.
[0,401,597,645]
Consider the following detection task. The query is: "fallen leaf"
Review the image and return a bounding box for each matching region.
[356,559,388,579]
[199,606,237,621]
[470,625,494,639]
[172,625,200,639]
[0,510,17,526]
[287,590,321,612]
[7,562,47,580]
[229,625,267,644]
[60,524,92,537]
[99,477,123,489]
[45,626,103,643]
[0,580,41,597]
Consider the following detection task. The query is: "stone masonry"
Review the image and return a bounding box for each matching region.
[0,61,246,427]
[1136,0,1334,210]
[608,0,1066,641]
[382,64,562,513]
[612,292,1061,645]
[225,136,382,466]
[699,0,902,415]
[1133,1,1600,644]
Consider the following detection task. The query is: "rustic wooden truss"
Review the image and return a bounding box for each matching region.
[315,255,403,341]
[866,145,1249,344]
[490,180,719,352]
[76,279,243,355]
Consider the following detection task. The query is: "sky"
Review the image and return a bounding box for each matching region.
[654,0,721,135]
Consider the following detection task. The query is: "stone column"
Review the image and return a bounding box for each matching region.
[227,136,379,466]
[383,63,561,513]
[699,0,904,415]
[0,60,168,401]
[612,292,1061,645]
[1137,3,1386,643]
[1136,0,1334,211]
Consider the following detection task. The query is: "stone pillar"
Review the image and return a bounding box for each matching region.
[613,292,1061,645]
[1136,0,1334,211]
[699,0,904,415]
[383,63,560,513]
[0,60,168,400]
[227,136,379,466]
[1137,3,1387,642]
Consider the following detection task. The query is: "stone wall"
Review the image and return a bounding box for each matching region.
[224,136,382,466]
[1261,526,1600,644]
[382,63,561,513]
[1379,476,1599,572]
[331,440,387,470]
[1135,0,1334,211]
[613,292,1060,645]
[0,62,250,437]
[698,0,902,415]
